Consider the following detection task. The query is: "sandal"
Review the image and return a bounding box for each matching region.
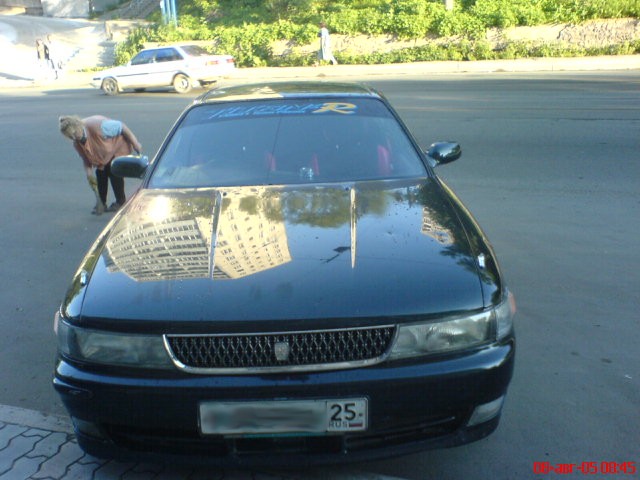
[106,202,123,212]
[92,202,106,215]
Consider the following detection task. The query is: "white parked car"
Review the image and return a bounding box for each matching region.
[92,45,235,95]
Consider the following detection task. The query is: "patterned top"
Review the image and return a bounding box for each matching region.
[73,115,141,170]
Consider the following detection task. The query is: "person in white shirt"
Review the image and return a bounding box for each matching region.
[318,22,338,65]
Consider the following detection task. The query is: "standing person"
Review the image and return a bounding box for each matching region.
[59,115,142,215]
[317,22,338,65]
[35,39,48,72]
[45,34,60,79]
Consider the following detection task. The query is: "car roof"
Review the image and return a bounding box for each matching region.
[138,44,196,52]
[196,81,383,104]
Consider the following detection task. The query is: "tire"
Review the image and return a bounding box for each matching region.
[173,74,192,94]
[101,78,119,96]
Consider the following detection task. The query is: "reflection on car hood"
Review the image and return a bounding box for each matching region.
[94,65,128,78]
[78,179,487,326]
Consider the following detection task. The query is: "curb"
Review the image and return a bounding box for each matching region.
[1,55,639,91]
[0,405,72,435]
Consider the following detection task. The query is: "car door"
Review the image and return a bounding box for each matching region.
[119,49,157,88]
[153,47,185,86]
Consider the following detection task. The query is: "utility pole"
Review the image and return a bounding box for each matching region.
[445,0,454,11]
[161,0,177,25]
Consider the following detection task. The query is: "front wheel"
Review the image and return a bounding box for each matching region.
[173,74,192,94]
[101,78,119,96]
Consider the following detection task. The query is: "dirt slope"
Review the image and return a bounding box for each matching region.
[274,18,640,57]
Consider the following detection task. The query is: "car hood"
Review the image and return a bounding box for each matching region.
[94,65,129,78]
[68,179,493,330]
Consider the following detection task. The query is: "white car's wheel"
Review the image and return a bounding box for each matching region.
[102,78,119,96]
[173,74,192,94]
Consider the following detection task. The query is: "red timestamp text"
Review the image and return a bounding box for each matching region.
[533,461,637,475]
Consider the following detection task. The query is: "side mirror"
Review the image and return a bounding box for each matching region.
[426,142,461,166]
[111,155,149,179]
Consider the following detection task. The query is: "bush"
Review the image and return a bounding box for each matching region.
[544,0,640,22]
[114,0,640,67]
[433,9,485,38]
[114,26,154,64]
[210,24,274,67]
[381,0,436,38]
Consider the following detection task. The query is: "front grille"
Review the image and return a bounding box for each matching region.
[165,326,396,373]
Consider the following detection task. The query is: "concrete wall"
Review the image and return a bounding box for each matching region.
[0,0,93,17]
[0,0,43,15]
[2,0,123,17]
[41,0,88,17]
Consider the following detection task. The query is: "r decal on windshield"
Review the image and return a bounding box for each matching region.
[312,103,357,114]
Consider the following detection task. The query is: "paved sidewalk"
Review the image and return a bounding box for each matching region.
[0,403,271,479]
[0,405,402,480]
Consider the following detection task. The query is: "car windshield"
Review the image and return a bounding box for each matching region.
[148,97,428,188]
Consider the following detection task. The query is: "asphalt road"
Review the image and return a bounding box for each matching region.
[0,72,638,479]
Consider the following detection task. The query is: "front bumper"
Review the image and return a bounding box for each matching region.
[54,340,514,466]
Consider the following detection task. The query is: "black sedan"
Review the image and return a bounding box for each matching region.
[53,81,515,466]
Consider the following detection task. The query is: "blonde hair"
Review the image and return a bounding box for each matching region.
[59,115,83,139]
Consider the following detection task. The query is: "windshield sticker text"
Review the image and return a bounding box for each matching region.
[207,102,358,119]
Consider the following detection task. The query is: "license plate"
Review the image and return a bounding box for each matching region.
[199,398,367,435]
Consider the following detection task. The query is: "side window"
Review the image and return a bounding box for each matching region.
[130,50,155,66]
[155,48,182,63]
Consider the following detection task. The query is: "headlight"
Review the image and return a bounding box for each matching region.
[496,289,516,340]
[56,318,174,369]
[389,290,515,359]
